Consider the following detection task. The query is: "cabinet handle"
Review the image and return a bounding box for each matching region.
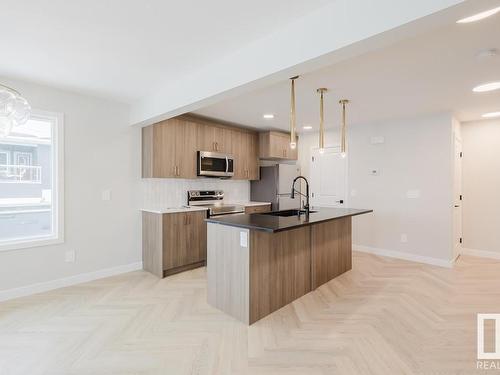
[216,142,219,151]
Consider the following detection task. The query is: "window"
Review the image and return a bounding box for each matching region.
[0,111,64,251]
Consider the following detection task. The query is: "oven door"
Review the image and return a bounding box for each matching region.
[197,151,234,177]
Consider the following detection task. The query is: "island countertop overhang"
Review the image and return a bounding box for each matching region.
[205,207,373,232]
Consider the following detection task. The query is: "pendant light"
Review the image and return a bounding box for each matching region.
[317,88,327,154]
[289,76,299,149]
[0,84,31,136]
[339,99,349,158]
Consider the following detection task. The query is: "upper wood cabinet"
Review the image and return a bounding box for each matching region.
[142,116,259,180]
[142,118,198,179]
[196,123,233,153]
[259,131,298,160]
[232,130,259,180]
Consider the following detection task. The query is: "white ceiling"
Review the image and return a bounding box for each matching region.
[195,9,500,130]
[0,0,331,102]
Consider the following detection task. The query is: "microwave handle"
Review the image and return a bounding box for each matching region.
[225,156,229,173]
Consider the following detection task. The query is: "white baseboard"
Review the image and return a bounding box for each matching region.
[0,261,143,303]
[461,248,500,261]
[354,245,453,268]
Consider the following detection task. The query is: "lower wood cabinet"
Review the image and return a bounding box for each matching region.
[142,210,207,278]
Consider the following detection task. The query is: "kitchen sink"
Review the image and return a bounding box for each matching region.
[262,209,317,217]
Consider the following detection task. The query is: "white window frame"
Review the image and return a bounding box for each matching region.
[0,110,64,252]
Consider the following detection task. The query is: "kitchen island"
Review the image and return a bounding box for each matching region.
[205,207,372,324]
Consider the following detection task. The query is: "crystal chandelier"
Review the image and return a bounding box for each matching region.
[0,84,31,136]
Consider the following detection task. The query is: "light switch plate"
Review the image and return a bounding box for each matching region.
[102,189,112,201]
[240,231,248,248]
[370,136,385,144]
[65,250,76,263]
[406,190,420,199]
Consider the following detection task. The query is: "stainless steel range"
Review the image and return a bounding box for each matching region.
[187,190,244,216]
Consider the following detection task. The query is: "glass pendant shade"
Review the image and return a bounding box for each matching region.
[0,84,31,136]
[289,76,298,149]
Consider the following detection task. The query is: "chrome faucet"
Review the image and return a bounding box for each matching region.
[291,176,310,216]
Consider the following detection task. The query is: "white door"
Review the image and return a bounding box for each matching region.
[310,147,347,208]
[453,136,463,261]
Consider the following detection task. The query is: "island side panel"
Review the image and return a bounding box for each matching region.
[207,223,250,324]
[249,226,311,324]
[142,212,163,278]
[311,217,352,289]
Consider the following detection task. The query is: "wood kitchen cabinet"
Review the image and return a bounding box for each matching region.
[197,123,233,153]
[142,115,259,180]
[142,118,197,178]
[232,129,259,180]
[142,210,207,278]
[259,131,298,160]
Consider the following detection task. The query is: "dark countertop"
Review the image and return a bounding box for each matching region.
[205,207,373,233]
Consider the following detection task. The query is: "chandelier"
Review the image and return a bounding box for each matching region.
[0,84,31,136]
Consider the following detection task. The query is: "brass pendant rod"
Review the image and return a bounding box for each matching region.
[317,88,327,152]
[289,76,299,149]
[339,99,349,155]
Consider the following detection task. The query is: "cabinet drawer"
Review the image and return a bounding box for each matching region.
[245,204,271,214]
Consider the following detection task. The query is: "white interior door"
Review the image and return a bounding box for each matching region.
[453,136,463,260]
[310,147,347,208]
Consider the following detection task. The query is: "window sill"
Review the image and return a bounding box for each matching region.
[0,236,63,252]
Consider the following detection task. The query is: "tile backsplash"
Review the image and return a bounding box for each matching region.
[142,178,250,209]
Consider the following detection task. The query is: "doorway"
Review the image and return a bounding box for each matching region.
[309,147,348,208]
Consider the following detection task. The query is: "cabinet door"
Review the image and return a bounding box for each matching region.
[162,212,207,271]
[231,130,246,179]
[197,124,228,152]
[247,132,260,180]
[153,121,178,177]
[186,211,207,263]
[269,132,285,159]
[163,213,189,269]
[176,119,197,179]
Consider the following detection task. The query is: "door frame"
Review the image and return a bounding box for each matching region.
[309,146,349,207]
[452,134,463,262]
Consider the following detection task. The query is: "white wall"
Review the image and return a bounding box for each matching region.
[0,77,142,292]
[461,119,500,256]
[142,179,249,209]
[298,113,455,263]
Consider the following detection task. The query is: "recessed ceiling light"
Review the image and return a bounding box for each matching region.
[303,125,313,130]
[473,81,500,93]
[457,6,500,23]
[482,112,500,119]
[263,114,274,119]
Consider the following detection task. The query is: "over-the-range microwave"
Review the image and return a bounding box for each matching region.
[197,151,234,178]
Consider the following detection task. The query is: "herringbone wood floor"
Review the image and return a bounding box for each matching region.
[1,252,499,375]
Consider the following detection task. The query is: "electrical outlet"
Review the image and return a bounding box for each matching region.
[370,169,380,176]
[65,250,76,263]
[350,189,357,197]
[400,234,408,243]
[240,231,248,248]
